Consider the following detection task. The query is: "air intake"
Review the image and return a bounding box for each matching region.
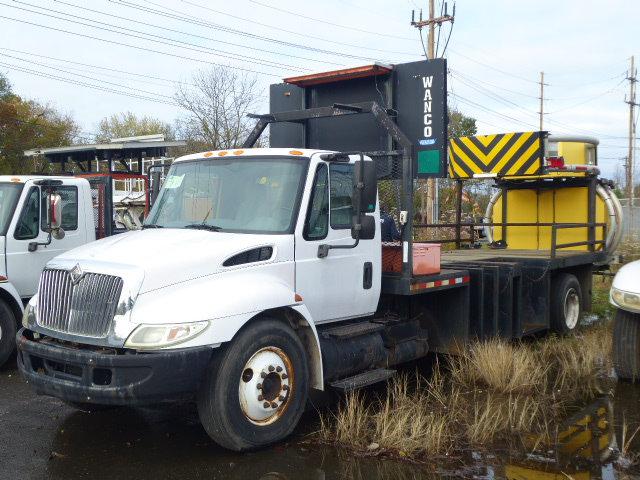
[223,247,273,267]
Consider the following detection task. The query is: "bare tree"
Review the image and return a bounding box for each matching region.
[175,66,263,151]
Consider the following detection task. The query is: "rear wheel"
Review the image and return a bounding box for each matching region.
[550,273,582,334]
[197,318,309,451]
[613,309,640,381]
[0,300,17,367]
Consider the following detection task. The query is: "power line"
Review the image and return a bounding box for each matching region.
[248,0,416,41]
[0,14,283,77]
[0,61,180,106]
[450,68,540,99]
[177,0,414,58]
[5,1,307,73]
[113,0,408,62]
[0,47,194,87]
[448,48,540,85]
[0,52,177,101]
[53,0,347,68]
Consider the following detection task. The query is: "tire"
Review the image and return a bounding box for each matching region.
[550,273,582,334]
[197,318,309,451]
[0,300,17,368]
[613,309,640,381]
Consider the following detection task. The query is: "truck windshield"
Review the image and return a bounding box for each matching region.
[0,183,24,236]
[146,157,308,234]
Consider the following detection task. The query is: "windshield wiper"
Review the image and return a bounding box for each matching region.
[142,224,164,229]
[184,223,223,232]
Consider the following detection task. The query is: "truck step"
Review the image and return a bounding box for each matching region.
[329,369,396,392]
[321,321,384,340]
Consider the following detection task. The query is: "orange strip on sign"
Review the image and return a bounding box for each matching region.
[284,64,392,87]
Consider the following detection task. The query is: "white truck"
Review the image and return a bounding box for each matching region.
[611,259,640,380]
[0,176,97,367]
[17,62,618,451]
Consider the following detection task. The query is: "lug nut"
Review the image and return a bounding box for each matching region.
[270,402,277,409]
[268,365,275,372]
[263,402,270,408]
[282,385,289,391]
[278,395,285,401]
[260,372,266,378]
[258,395,264,401]
[281,374,288,380]
[257,383,262,390]
[276,366,282,373]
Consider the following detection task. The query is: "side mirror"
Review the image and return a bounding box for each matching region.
[351,214,376,240]
[353,159,377,214]
[47,193,65,239]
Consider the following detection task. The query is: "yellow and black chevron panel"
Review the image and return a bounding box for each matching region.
[448,131,545,179]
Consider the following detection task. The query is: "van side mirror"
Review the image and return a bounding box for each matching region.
[47,193,65,240]
[353,159,377,213]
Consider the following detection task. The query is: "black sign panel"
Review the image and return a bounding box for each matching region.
[394,59,448,178]
[269,59,448,179]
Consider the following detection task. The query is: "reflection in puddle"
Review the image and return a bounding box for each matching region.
[45,388,639,480]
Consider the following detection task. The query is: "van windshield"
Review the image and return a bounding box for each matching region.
[0,183,24,236]
[146,157,308,234]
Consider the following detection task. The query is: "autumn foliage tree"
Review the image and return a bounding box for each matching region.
[0,73,79,174]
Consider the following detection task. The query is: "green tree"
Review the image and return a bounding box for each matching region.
[448,108,477,138]
[95,111,173,142]
[0,73,79,174]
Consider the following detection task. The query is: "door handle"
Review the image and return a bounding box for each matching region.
[363,262,372,289]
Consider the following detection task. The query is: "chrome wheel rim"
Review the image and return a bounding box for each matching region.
[238,346,293,425]
[564,288,580,330]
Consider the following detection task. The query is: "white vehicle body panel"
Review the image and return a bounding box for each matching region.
[1,176,94,299]
[612,260,640,295]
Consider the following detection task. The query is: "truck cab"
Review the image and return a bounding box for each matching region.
[18,147,387,450]
[0,176,94,366]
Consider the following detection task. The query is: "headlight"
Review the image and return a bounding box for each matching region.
[22,299,36,328]
[611,287,640,312]
[124,321,209,349]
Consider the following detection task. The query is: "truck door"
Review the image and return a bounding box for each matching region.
[295,162,381,324]
[5,183,87,298]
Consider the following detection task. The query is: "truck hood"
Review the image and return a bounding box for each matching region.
[612,260,640,294]
[53,229,293,293]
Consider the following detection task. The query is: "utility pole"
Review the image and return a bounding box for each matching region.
[538,71,545,131]
[625,55,638,215]
[411,1,454,226]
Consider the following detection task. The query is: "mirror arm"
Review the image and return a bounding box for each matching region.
[317,238,360,258]
[28,231,52,253]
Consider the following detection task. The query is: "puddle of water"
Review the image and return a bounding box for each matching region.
[40,383,640,480]
[2,355,639,480]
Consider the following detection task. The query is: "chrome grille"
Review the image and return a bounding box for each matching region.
[37,268,124,337]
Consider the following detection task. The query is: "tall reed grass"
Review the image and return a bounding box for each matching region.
[317,323,613,461]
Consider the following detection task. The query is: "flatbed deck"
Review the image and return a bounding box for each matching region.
[441,248,608,269]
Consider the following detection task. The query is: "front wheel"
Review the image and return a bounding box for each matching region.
[197,318,309,451]
[0,300,17,368]
[550,273,582,334]
[613,309,640,381]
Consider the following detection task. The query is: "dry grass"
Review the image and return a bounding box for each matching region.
[317,323,614,462]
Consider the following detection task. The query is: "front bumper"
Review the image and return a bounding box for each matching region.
[16,328,214,405]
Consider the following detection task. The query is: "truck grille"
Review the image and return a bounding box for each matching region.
[37,268,124,338]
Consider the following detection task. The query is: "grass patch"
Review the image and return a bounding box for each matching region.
[316,323,613,462]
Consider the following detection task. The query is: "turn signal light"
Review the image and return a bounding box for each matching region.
[218,151,228,156]
[289,150,304,156]
[203,152,213,157]
[233,150,245,155]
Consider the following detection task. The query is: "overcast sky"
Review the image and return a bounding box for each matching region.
[0,0,637,178]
